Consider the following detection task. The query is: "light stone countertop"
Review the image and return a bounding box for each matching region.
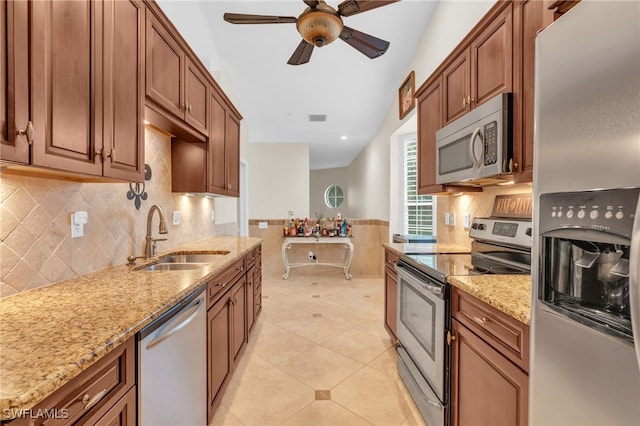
[447,274,532,325]
[383,242,470,255]
[0,235,262,420]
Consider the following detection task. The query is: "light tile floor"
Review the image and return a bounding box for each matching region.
[210,272,427,426]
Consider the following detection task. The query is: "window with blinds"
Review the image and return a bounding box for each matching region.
[403,136,434,236]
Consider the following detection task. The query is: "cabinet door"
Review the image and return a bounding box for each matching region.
[145,11,184,119]
[512,0,545,183]
[185,58,209,135]
[246,266,255,334]
[0,0,29,164]
[443,48,470,124]
[471,4,513,108]
[384,266,398,342]
[208,90,227,195]
[450,319,528,426]
[30,0,101,175]
[102,0,145,182]
[416,77,444,194]
[207,294,232,421]
[225,112,241,197]
[231,275,247,363]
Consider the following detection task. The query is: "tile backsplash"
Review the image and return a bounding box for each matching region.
[436,183,533,248]
[0,127,235,297]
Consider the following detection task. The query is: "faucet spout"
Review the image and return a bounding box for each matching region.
[145,205,168,258]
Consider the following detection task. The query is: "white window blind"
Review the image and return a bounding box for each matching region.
[403,136,434,236]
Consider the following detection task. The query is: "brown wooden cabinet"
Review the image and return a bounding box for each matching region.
[1,0,145,182]
[253,249,263,321]
[383,248,399,343]
[450,287,529,426]
[207,245,261,423]
[416,0,549,193]
[0,0,30,164]
[145,7,209,138]
[9,338,136,426]
[208,86,241,197]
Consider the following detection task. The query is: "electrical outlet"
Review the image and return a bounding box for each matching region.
[449,213,456,226]
[211,210,215,222]
[259,221,268,229]
[463,213,471,229]
[444,213,450,225]
[173,211,181,225]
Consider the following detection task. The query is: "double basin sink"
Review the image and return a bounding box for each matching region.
[136,251,230,271]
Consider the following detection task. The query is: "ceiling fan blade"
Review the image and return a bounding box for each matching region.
[287,40,315,65]
[337,0,399,17]
[339,26,389,59]
[223,13,297,24]
[303,0,320,8]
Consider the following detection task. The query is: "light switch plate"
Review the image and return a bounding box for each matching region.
[444,213,450,225]
[259,221,268,229]
[463,213,471,229]
[173,211,181,225]
[211,210,215,222]
[450,213,456,227]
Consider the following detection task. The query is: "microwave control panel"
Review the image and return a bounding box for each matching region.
[539,188,639,237]
[484,121,498,165]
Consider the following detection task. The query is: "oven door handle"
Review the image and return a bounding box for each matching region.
[630,195,640,369]
[396,263,443,295]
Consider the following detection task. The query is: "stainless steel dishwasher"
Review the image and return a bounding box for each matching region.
[137,285,206,426]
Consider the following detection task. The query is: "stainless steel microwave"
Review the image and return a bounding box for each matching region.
[435,93,513,186]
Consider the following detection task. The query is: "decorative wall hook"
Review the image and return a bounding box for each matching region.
[127,164,152,210]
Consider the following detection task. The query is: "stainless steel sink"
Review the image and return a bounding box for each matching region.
[157,252,230,264]
[141,263,209,271]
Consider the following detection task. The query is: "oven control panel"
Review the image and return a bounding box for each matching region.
[539,188,639,237]
[469,217,532,248]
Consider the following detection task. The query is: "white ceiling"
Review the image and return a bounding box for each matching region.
[158,0,437,170]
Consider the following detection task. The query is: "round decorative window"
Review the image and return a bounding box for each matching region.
[324,185,344,209]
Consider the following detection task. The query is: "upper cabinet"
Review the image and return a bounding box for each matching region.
[209,87,241,197]
[145,10,209,138]
[443,6,512,125]
[417,0,548,194]
[0,0,146,182]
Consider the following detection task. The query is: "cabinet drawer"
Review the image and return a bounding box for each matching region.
[208,257,245,308]
[246,246,260,270]
[452,287,529,372]
[29,338,135,426]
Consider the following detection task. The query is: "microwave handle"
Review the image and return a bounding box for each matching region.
[630,195,640,369]
[468,126,482,169]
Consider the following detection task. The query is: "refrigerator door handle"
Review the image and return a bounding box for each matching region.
[630,196,640,368]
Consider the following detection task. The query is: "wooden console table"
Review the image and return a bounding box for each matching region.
[281,237,354,280]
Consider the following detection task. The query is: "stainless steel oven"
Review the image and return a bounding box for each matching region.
[395,217,532,426]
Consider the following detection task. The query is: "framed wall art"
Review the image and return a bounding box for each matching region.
[399,70,415,119]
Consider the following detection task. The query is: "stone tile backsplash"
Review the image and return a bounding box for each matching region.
[0,127,234,297]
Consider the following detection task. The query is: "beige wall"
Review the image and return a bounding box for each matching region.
[0,127,236,297]
[309,167,349,219]
[246,143,310,220]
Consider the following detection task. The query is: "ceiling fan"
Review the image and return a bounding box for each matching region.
[223,0,399,65]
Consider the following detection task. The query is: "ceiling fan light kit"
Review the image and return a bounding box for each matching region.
[223,0,398,65]
[297,6,343,47]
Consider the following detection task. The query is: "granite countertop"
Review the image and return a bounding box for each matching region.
[0,235,262,420]
[383,242,470,255]
[447,274,532,325]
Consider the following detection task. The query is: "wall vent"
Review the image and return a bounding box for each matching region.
[308,114,327,122]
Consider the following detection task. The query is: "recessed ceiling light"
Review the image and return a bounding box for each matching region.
[340,135,348,140]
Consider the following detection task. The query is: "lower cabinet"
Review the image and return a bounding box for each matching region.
[8,338,136,426]
[450,287,529,426]
[384,248,399,343]
[207,245,262,423]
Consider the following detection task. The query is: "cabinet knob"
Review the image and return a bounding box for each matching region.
[509,158,518,171]
[462,97,466,108]
[467,96,475,104]
[447,330,456,345]
[17,121,34,145]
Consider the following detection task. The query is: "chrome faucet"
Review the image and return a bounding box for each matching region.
[145,204,168,258]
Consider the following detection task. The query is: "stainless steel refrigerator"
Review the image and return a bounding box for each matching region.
[531,1,640,424]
